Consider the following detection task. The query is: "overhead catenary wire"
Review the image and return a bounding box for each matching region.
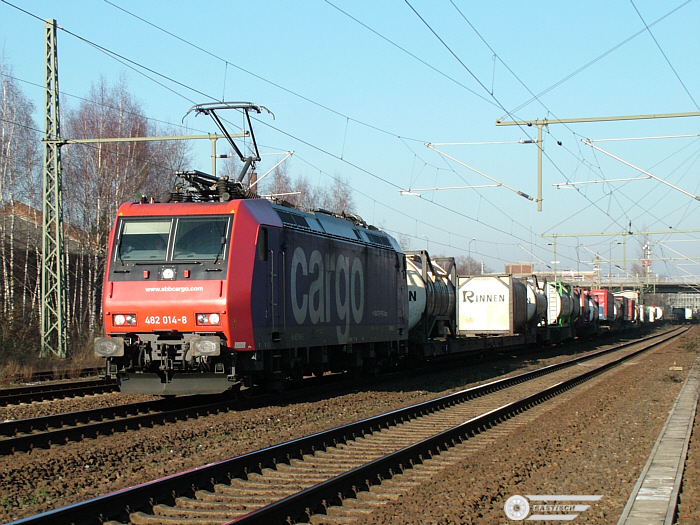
[2,0,697,277]
[2,71,211,135]
[327,0,693,234]
[582,139,700,202]
[59,0,546,254]
[503,0,694,116]
[98,0,685,252]
[629,0,699,111]
[404,0,650,232]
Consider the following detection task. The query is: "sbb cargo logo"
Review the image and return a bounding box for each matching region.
[504,494,603,521]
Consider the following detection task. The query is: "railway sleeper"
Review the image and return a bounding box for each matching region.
[226,479,311,492]
[192,489,274,506]
[175,495,247,511]
[211,483,294,497]
[155,503,253,520]
[324,505,375,517]
[348,491,403,504]
[254,469,335,482]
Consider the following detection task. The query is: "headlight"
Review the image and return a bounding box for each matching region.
[95,337,124,357]
[190,335,221,356]
[196,313,221,326]
[113,314,137,326]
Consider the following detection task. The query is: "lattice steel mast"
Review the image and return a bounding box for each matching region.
[41,19,67,358]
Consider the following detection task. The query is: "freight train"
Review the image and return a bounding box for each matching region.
[94,103,662,395]
[94,171,662,395]
[671,307,699,324]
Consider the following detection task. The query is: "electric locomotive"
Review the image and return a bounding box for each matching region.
[95,102,415,395]
[95,173,408,395]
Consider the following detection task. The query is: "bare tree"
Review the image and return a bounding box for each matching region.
[62,75,190,336]
[317,175,355,214]
[289,174,323,210]
[261,163,296,202]
[0,60,42,360]
[454,255,484,275]
[396,233,413,252]
[629,262,643,278]
[0,61,40,319]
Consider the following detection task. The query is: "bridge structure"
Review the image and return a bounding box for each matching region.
[530,269,700,308]
[537,229,700,308]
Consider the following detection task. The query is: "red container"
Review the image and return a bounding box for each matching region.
[590,289,614,321]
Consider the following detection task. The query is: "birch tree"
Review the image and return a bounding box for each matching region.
[0,60,41,361]
[0,61,40,319]
[62,75,190,336]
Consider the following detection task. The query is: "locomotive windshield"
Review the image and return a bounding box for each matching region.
[117,220,170,261]
[115,216,230,262]
[173,217,229,260]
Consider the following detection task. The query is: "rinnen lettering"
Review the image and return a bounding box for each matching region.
[463,290,506,303]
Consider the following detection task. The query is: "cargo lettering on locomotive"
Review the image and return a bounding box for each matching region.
[290,246,365,342]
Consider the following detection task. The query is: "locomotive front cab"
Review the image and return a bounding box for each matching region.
[96,205,241,395]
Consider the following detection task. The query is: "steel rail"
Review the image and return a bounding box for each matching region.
[4,367,105,384]
[0,379,117,406]
[231,328,687,524]
[0,393,232,454]
[8,327,686,525]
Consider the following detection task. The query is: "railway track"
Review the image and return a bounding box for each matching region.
[0,331,643,455]
[0,369,369,455]
[0,378,117,406]
[0,392,239,455]
[10,327,687,525]
[4,367,104,384]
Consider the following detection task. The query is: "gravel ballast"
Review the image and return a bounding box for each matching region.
[0,328,697,524]
[359,327,699,524]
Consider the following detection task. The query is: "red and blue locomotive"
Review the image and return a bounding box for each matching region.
[95,171,408,394]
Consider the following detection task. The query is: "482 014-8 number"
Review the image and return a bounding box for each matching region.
[144,315,187,325]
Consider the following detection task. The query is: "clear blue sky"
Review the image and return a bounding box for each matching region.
[1,1,699,281]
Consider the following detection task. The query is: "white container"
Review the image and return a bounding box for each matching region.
[457,275,528,335]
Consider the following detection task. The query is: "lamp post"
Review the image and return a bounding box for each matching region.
[468,238,476,273]
[546,242,557,281]
[609,241,622,289]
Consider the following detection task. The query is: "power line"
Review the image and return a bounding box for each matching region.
[3,0,696,276]
[323,0,497,108]
[2,72,204,134]
[102,0,431,145]
[405,1,638,228]
[629,0,699,110]
[93,2,547,251]
[1,0,208,102]
[505,0,693,116]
